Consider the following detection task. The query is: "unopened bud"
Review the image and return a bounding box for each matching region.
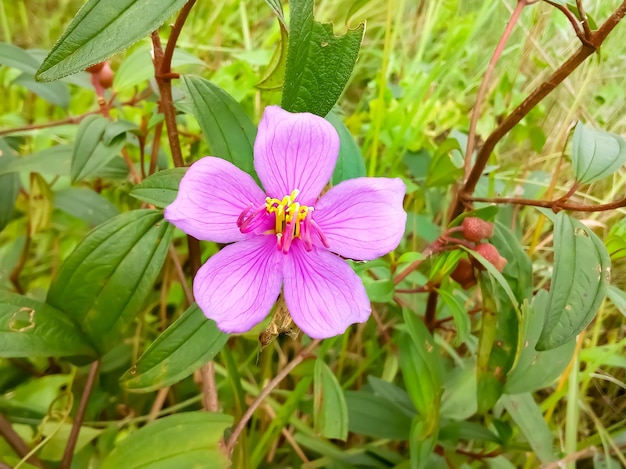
[474,243,507,272]
[461,217,494,242]
[98,62,114,89]
[450,258,477,289]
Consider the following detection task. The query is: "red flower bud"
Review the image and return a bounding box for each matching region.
[474,243,507,272]
[450,258,477,289]
[98,62,114,89]
[461,217,494,242]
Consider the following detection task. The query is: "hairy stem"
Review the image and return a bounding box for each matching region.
[60,360,100,469]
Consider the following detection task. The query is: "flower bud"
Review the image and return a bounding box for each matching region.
[98,62,114,89]
[461,217,494,242]
[474,243,507,272]
[450,258,477,289]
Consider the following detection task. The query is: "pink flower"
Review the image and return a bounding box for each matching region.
[165,106,406,339]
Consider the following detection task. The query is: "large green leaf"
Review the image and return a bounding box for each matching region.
[120,304,229,392]
[313,359,349,441]
[281,0,364,117]
[46,209,172,354]
[100,412,232,469]
[180,75,257,177]
[35,0,189,81]
[571,121,626,185]
[536,212,610,350]
[0,292,96,359]
[505,292,576,394]
[0,145,72,177]
[71,115,126,183]
[129,167,187,208]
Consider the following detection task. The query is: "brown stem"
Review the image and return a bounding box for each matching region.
[60,360,100,469]
[0,413,45,468]
[464,0,527,178]
[576,0,593,39]
[201,361,219,412]
[452,0,626,220]
[225,340,320,455]
[161,0,197,76]
[424,290,439,331]
[543,0,589,44]
[468,194,626,212]
[149,121,163,176]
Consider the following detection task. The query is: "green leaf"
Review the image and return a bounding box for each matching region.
[0,145,72,177]
[46,209,173,354]
[281,0,364,117]
[0,292,96,359]
[500,394,556,463]
[55,187,120,226]
[13,73,71,108]
[100,412,232,469]
[71,115,126,183]
[129,167,187,208]
[314,359,349,440]
[327,112,366,185]
[35,0,189,81]
[571,121,626,185]
[180,75,257,177]
[120,304,228,392]
[439,420,501,444]
[344,390,412,441]
[536,212,610,350]
[505,292,576,394]
[257,1,288,90]
[398,310,443,423]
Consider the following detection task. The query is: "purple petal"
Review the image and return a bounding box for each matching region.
[254,106,339,205]
[313,177,407,261]
[194,236,284,333]
[283,242,371,338]
[165,157,267,243]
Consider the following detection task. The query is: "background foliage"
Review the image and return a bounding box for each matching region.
[1,0,625,468]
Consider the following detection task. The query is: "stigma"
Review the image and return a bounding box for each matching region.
[237,189,329,254]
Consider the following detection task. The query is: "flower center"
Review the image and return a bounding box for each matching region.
[237,189,329,254]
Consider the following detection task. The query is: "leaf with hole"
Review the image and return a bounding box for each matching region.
[536,212,610,350]
[0,292,96,359]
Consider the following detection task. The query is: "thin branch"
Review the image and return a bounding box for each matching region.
[467,194,626,212]
[464,0,528,178]
[576,0,593,38]
[161,0,197,76]
[0,413,45,468]
[60,360,100,469]
[225,340,320,455]
[452,0,626,219]
[543,0,589,44]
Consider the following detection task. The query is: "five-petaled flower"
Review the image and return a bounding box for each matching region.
[165,106,406,339]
